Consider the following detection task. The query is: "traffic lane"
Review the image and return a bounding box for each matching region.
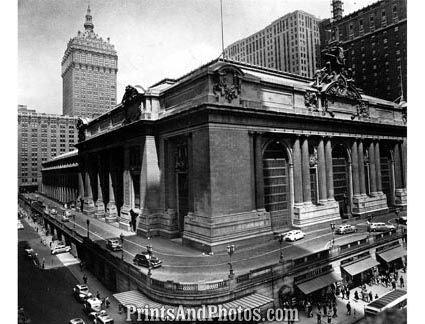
[123,229,368,282]
[18,232,91,323]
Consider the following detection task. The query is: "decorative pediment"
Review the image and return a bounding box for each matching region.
[212,65,243,103]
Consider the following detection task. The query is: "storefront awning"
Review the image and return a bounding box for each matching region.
[342,258,380,277]
[296,272,342,295]
[113,290,274,319]
[378,246,406,263]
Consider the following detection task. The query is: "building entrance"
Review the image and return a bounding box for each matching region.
[176,172,188,236]
[263,140,291,231]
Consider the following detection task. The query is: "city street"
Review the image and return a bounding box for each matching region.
[29,193,405,282]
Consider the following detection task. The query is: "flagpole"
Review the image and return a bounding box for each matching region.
[220,0,225,58]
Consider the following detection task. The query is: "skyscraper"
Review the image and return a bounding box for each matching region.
[224,10,321,78]
[18,105,78,192]
[62,6,118,118]
[319,0,407,101]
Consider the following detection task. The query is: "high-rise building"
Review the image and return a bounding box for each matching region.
[224,10,321,78]
[18,105,78,191]
[319,0,407,102]
[61,5,118,118]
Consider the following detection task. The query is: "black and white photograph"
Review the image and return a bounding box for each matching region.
[8,0,417,323]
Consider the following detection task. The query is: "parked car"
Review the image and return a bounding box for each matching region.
[97,314,114,324]
[62,214,70,222]
[397,216,407,225]
[133,252,162,268]
[51,242,71,255]
[88,309,107,320]
[73,284,93,302]
[49,208,57,216]
[24,248,36,259]
[83,297,102,314]
[69,319,85,324]
[335,224,357,235]
[283,230,305,242]
[369,222,396,232]
[106,238,122,252]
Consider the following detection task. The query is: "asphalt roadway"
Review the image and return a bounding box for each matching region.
[18,221,92,324]
[28,193,405,282]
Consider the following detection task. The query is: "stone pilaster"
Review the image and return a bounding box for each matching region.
[293,136,303,205]
[95,169,105,218]
[119,146,132,230]
[374,141,383,193]
[83,166,95,215]
[358,140,366,195]
[254,133,265,210]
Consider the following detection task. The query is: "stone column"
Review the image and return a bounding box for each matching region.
[393,142,403,189]
[293,136,303,205]
[301,136,311,204]
[374,141,383,193]
[106,153,118,221]
[351,140,360,197]
[95,158,105,218]
[120,146,133,230]
[83,161,95,214]
[368,141,378,196]
[325,137,335,200]
[358,140,367,195]
[78,171,84,199]
[317,138,327,203]
[254,133,265,210]
[401,139,407,188]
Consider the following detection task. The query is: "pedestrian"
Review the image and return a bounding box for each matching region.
[346,301,351,315]
[332,304,337,318]
[354,291,359,301]
[375,293,378,299]
[83,273,87,284]
[327,314,332,324]
[317,312,322,324]
[96,291,100,299]
[369,291,373,302]
[42,257,45,269]
[340,289,345,299]
[392,280,396,290]
[118,303,122,314]
[400,275,405,288]
[346,288,350,300]
[353,308,356,318]
[105,296,110,308]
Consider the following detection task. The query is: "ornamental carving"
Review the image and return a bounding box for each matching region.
[304,91,319,112]
[311,41,366,119]
[212,66,243,103]
[76,117,89,142]
[309,148,318,167]
[121,85,144,124]
[175,142,188,172]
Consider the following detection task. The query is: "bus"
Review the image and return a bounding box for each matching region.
[364,289,406,318]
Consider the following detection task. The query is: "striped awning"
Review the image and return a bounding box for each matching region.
[297,272,342,295]
[113,290,274,319]
[342,258,380,277]
[378,246,406,263]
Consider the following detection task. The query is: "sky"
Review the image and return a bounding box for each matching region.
[18,0,377,114]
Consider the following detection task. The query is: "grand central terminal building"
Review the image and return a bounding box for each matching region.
[41,52,407,252]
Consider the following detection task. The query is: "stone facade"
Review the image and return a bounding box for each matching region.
[42,58,406,251]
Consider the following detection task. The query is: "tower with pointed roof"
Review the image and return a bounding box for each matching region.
[62,5,118,118]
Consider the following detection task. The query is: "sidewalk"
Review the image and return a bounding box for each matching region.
[296,270,407,324]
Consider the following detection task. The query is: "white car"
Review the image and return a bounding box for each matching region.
[51,243,71,255]
[369,222,396,232]
[284,230,305,242]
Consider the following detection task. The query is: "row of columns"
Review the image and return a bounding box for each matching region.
[43,173,78,204]
[293,136,335,205]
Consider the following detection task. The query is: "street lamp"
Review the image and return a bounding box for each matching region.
[330,223,336,247]
[72,214,76,237]
[146,243,153,276]
[227,244,235,279]
[86,219,90,239]
[277,234,284,263]
[120,233,124,261]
